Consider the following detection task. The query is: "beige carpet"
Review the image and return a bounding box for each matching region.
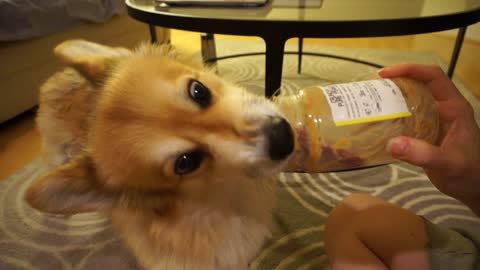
[1,41,479,270]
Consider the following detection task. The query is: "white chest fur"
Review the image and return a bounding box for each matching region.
[111,184,274,270]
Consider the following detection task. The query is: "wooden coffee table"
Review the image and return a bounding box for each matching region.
[126,0,480,97]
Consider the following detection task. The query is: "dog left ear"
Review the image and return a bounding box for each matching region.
[54,39,131,84]
[25,156,116,215]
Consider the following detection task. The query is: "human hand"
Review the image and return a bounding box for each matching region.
[379,64,480,215]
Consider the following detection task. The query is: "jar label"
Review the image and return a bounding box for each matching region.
[320,79,412,126]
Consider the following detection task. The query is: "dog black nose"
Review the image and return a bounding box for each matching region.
[266,116,294,160]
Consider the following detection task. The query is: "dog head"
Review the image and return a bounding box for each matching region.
[26,40,294,215]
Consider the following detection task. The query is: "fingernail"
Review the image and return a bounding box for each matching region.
[386,137,409,157]
[377,67,388,77]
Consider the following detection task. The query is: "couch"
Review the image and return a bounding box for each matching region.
[0,1,169,123]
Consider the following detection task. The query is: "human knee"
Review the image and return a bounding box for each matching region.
[329,193,386,219]
[326,194,428,268]
[326,193,400,240]
[326,194,380,237]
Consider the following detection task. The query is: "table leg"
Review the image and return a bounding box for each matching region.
[201,33,217,65]
[298,37,303,74]
[447,26,467,78]
[264,37,287,98]
[149,24,158,44]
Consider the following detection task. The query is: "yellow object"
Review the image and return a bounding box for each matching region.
[275,78,439,172]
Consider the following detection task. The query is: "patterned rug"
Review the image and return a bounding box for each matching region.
[1,40,480,270]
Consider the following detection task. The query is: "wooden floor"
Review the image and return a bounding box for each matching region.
[1,30,479,180]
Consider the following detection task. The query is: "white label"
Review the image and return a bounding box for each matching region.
[320,79,412,126]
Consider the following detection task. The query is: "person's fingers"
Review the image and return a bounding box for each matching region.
[378,63,462,101]
[378,63,440,82]
[386,136,453,169]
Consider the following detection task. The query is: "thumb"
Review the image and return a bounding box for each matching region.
[386,136,444,168]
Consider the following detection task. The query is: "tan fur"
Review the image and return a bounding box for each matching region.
[27,40,290,269]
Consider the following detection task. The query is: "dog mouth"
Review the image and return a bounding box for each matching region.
[238,115,294,178]
[264,116,294,161]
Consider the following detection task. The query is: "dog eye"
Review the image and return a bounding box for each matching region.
[188,79,212,108]
[174,150,204,176]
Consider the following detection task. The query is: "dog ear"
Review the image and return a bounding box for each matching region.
[25,156,116,215]
[54,39,130,84]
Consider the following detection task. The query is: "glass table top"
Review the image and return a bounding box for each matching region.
[126,0,480,22]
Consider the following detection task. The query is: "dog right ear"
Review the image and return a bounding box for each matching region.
[54,39,131,84]
[25,156,116,215]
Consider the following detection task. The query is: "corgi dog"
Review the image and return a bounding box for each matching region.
[26,40,294,270]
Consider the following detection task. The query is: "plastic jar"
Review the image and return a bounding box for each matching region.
[274,78,439,172]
